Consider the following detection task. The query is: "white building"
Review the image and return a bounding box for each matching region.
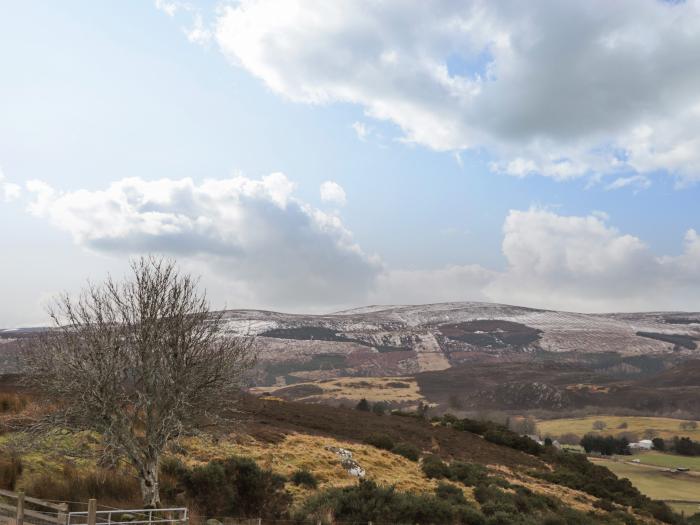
[629,439,654,450]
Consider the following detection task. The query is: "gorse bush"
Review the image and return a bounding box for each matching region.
[291,469,317,488]
[364,433,394,450]
[421,454,451,479]
[392,442,420,461]
[421,455,489,487]
[176,456,291,519]
[295,479,485,525]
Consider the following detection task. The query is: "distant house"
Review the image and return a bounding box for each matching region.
[629,439,653,450]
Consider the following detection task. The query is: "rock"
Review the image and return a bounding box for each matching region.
[326,446,366,478]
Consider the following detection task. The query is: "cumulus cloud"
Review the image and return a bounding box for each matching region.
[319,181,347,206]
[485,208,700,312]
[0,168,21,202]
[25,173,380,309]
[22,173,700,312]
[214,0,700,184]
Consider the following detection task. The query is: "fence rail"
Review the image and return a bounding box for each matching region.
[0,489,68,525]
[67,506,187,525]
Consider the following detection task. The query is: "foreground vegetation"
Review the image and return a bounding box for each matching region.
[3,384,699,524]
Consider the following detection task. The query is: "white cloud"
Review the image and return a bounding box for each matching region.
[185,13,212,46]
[23,173,700,312]
[155,0,179,17]
[0,168,21,202]
[214,0,700,184]
[605,175,651,192]
[484,208,700,312]
[25,173,379,309]
[352,121,370,141]
[319,181,347,206]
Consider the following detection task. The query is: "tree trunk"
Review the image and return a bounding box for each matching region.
[140,459,161,508]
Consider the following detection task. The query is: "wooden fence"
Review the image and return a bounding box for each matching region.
[0,491,186,525]
[0,489,68,525]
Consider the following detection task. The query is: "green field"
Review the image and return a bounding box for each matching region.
[591,457,700,515]
[626,450,700,471]
[538,416,700,441]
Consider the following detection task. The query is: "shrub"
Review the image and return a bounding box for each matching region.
[181,456,291,519]
[592,420,607,431]
[291,469,317,488]
[483,429,542,455]
[435,482,467,505]
[617,421,629,429]
[449,462,488,486]
[421,455,450,479]
[392,442,420,461]
[295,479,470,524]
[372,401,389,415]
[365,433,394,451]
[355,398,370,411]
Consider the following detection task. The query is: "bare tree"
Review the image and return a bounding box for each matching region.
[25,256,256,507]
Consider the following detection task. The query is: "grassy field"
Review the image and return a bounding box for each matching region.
[626,450,700,471]
[538,416,700,441]
[591,457,700,515]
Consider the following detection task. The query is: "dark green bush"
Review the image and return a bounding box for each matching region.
[295,479,469,524]
[450,461,488,486]
[372,401,389,415]
[181,456,291,519]
[435,482,467,505]
[355,398,370,411]
[291,469,317,488]
[483,429,542,455]
[365,433,395,451]
[392,442,420,461]
[421,454,451,479]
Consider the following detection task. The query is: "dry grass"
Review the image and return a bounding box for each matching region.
[538,416,700,441]
[179,431,444,505]
[251,376,424,403]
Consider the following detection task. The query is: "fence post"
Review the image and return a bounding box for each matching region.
[16,491,25,525]
[87,499,97,525]
[58,502,69,525]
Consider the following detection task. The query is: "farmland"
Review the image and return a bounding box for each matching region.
[538,416,700,441]
[590,457,700,516]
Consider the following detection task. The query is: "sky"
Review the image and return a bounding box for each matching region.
[2,0,700,327]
